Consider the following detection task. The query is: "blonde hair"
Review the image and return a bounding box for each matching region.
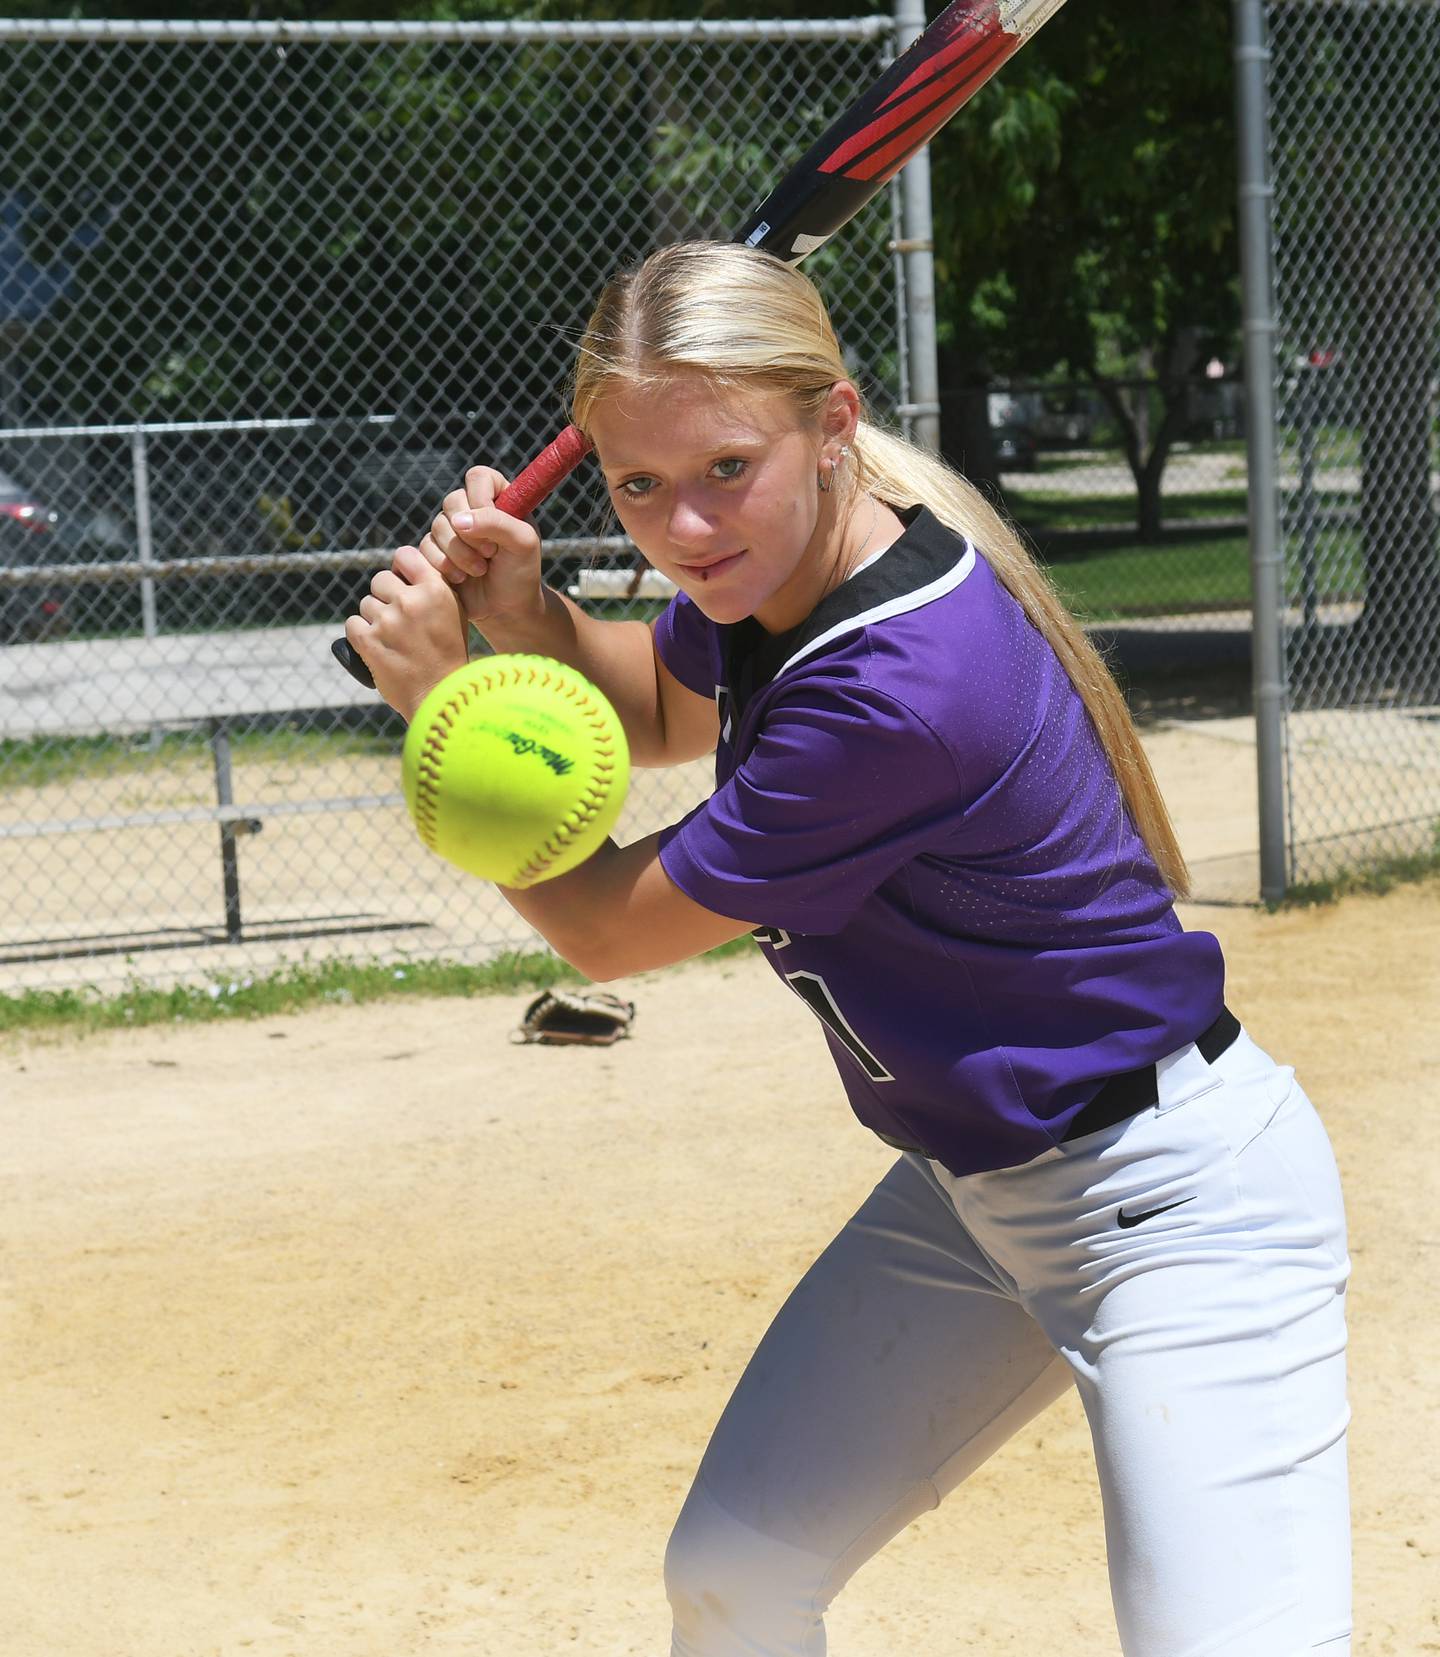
[571,243,1189,898]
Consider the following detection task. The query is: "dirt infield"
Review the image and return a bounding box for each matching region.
[3,876,1438,1656]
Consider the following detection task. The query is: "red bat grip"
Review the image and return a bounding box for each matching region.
[494,423,593,518]
[330,422,594,689]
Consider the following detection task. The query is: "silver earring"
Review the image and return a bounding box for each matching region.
[819,444,849,493]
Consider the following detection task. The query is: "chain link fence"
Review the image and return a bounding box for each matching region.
[1266,0,1440,891]
[5,10,1434,993]
[0,16,903,991]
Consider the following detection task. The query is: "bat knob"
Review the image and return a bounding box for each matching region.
[332,637,376,690]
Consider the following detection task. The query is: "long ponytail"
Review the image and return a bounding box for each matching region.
[851,423,1189,897]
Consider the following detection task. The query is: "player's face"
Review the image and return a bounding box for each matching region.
[590,376,849,632]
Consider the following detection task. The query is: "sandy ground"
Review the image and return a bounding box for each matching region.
[3,870,1439,1656]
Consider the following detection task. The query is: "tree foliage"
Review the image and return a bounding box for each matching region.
[927,0,1239,527]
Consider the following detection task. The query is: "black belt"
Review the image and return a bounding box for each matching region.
[1061,1006,1241,1142]
[873,1007,1243,1159]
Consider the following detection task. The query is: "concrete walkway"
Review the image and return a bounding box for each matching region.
[0,613,1288,741]
[0,623,378,739]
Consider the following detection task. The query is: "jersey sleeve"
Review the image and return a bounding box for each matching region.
[657,678,966,935]
[652,591,717,699]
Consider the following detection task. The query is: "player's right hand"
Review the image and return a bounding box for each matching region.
[420,466,546,635]
[344,543,469,723]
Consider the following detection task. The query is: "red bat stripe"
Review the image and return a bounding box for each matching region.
[879,13,1005,109]
[866,136,930,189]
[819,28,1010,176]
[821,31,1015,181]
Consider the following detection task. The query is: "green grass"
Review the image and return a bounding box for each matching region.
[1046,534,1252,618]
[1042,529,1365,622]
[0,935,762,1038]
[1183,438,1249,459]
[1028,451,1121,473]
[1276,853,1440,909]
[0,721,401,789]
[0,953,573,1037]
[1274,824,1440,910]
[1010,488,1250,534]
[580,597,670,624]
[1297,426,1362,468]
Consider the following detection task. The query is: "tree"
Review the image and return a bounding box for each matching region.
[927,0,1240,537]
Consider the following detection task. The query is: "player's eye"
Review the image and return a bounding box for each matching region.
[617,475,659,500]
[711,457,749,483]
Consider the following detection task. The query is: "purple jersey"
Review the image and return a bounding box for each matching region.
[654,507,1226,1176]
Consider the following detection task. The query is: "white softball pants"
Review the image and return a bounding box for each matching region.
[666,1026,1351,1656]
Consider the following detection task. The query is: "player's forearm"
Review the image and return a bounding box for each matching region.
[499,832,752,981]
[498,837,634,978]
[475,586,670,766]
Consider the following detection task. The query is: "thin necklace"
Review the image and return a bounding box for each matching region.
[819,493,881,607]
[847,492,880,575]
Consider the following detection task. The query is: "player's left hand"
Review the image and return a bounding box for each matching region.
[344,543,470,721]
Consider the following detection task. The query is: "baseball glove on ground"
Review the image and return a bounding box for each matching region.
[512,988,636,1047]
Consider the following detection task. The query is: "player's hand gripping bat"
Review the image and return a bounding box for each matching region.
[333,0,1069,688]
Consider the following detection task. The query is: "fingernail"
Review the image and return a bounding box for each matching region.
[453,512,473,530]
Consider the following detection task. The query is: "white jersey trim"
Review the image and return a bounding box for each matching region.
[776,536,977,679]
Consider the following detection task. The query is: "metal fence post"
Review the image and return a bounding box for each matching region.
[1295,363,1320,636]
[209,719,244,943]
[131,424,158,640]
[892,0,942,454]
[1233,0,1289,903]
[208,718,265,944]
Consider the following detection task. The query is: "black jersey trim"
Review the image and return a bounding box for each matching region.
[724,507,975,725]
[778,533,975,678]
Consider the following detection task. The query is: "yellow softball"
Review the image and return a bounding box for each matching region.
[402,655,630,888]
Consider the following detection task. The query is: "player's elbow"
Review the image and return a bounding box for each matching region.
[558,934,632,984]
[538,920,626,984]
[546,920,674,983]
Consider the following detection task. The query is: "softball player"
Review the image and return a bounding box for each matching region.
[347,242,1351,1656]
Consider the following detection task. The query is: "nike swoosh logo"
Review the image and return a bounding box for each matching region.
[1116,1196,1197,1230]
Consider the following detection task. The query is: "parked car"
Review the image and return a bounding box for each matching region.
[0,468,67,642]
[991,424,1038,472]
[989,389,1101,449]
[1031,392,1101,447]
